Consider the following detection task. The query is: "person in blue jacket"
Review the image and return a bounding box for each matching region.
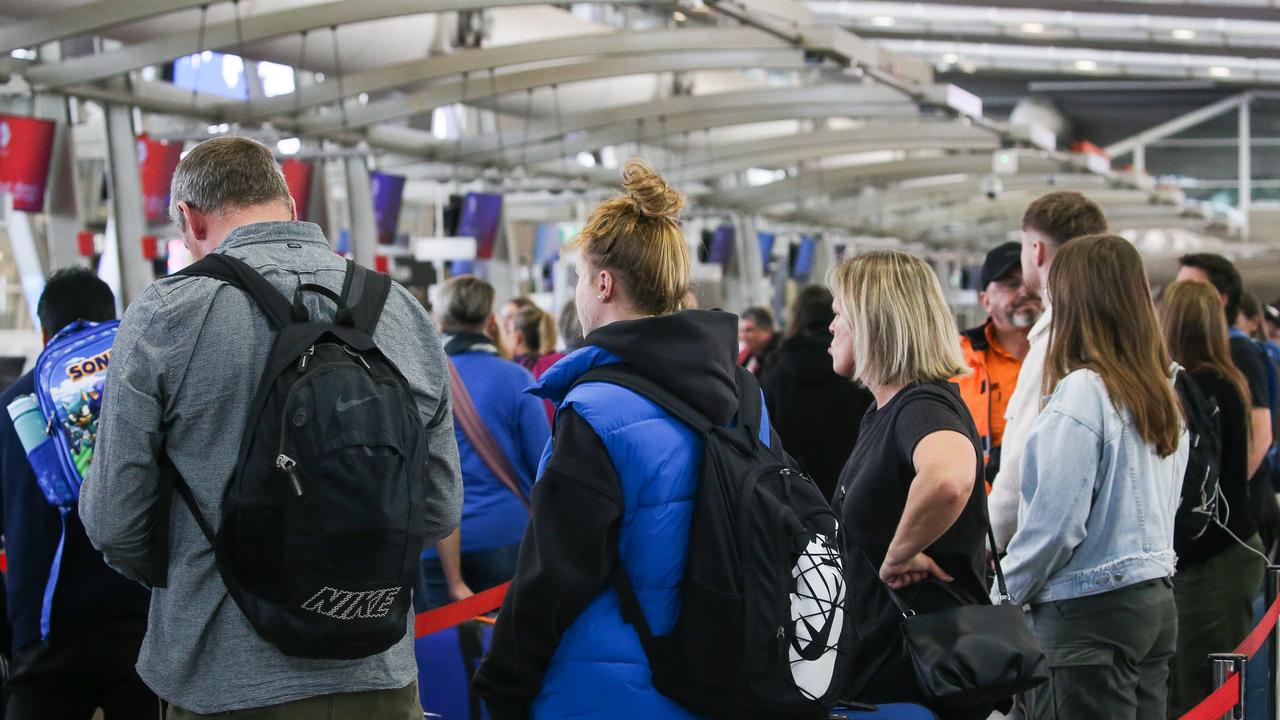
[416,276,550,611]
[0,268,153,719]
[473,159,767,719]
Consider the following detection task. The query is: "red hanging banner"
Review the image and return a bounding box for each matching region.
[137,135,185,224]
[281,159,314,221]
[0,115,57,212]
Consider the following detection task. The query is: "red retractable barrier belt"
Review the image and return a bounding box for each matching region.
[414,582,510,638]
[1179,673,1241,720]
[1235,593,1280,659]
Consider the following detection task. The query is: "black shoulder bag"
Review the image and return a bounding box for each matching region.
[862,523,1048,710]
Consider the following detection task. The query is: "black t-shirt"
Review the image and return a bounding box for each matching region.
[1178,369,1258,565]
[834,381,989,681]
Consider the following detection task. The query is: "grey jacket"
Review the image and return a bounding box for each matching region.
[80,222,462,713]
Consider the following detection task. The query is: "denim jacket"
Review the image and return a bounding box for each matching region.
[999,369,1188,605]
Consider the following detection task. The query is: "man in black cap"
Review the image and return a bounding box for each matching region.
[952,241,1043,482]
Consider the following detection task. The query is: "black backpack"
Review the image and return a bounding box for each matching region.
[573,364,853,719]
[171,253,428,660]
[1173,366,1223,547]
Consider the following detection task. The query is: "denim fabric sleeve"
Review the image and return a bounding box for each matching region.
[999,407,1102,605]
[79,285,173,585]
[514,381,552,498]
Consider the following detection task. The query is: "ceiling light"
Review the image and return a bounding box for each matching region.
[276,138,302,155]
[1074,59,1098,71]
[870,16,896,27]
[960,63,977,74]
[942,52,960,64]
[1171,29,1196,40]
[1208,66,1231,77]
[1020,22,1045,34]
[672,10,687,21]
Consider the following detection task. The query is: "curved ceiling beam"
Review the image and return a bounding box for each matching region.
[709,153,1066,207]
[242,26,788,120]
[295,49,810,134]
[833,0,1280,22]
[855,28,1280,61]
[806,173,1112,222]
[840,189,1160,228]
[0,0,214,54]
[23,0,651,89]
[467,102,923,167]
[455,83,916,158]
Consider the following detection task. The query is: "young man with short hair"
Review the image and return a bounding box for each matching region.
[0,268,154,719]
[988,191,1108,550]
[738,306,779,376]
[81,137,462,718]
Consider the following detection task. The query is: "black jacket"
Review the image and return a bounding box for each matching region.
[760,334,874,499]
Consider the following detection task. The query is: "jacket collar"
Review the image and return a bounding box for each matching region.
[217,221,330,251]
[528,346,623,404]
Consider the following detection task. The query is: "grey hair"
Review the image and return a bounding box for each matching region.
[169,137,293,228]
[436,275,495,330]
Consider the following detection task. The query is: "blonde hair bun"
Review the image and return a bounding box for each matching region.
[621,158,684,220]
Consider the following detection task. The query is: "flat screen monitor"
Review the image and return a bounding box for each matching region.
[457,193,503,259]
[791,236,817,281]
[708,225,734,268]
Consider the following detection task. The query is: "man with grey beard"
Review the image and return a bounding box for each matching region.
[953,242,1043,483]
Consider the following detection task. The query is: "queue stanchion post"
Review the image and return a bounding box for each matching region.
[1268,565,1280,720]
[1212,653,1249,720]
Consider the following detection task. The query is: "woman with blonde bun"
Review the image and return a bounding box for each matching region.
[475,160,778,719]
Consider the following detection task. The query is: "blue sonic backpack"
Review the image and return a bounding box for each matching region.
[30,318,119,638]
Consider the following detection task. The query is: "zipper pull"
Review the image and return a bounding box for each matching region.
[341,344,372,370]
[276,454,304,496]
[298,345,315,372]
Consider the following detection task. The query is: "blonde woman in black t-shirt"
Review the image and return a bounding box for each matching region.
[827,250,994,720]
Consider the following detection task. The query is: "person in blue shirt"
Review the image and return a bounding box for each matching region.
[416,276,550,611]
[0,267,153,719]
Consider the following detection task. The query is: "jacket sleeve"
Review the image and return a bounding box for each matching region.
[473,407,623,719]
[78,286,171,586]
[999,408,1101,605]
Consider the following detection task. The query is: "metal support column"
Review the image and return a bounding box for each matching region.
[34,93,83,272]
[343,156,377,267]
[4,195,46,329]
[102,100,153,307]
[1267,565,1280,720]
[1211,653,1248,720]
[1240,99,1252,242]
[1134,144,1146,175]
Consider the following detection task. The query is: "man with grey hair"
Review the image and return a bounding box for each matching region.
[81,136,462,718]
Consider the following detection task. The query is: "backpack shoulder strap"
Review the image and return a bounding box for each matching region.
[575,364,718,436]
[178,253,293,328]
[342,261,393,336]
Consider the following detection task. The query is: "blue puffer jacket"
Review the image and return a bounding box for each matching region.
[524,318,771,718]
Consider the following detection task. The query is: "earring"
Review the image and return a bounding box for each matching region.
[597,294,605,301]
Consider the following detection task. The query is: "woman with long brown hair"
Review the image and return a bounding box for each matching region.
[1162,280,1266,717]
[1000,234,1188,719]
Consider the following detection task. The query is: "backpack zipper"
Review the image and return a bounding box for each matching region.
[298,345,316,372]
[276,454,305,495]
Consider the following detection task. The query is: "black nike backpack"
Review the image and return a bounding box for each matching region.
[573,364,854,719]
[1172,365,1223,548]
[172,253,428,659]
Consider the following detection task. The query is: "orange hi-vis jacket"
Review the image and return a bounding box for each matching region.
[951,321,1024,485]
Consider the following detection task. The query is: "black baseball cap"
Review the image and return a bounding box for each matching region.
[979,242,1023,289]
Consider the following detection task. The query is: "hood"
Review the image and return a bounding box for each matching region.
[531,310,741,425]
[775,334,842,386]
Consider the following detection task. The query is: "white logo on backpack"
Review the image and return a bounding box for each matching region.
[788,533,845,699]
[301,586,400,620]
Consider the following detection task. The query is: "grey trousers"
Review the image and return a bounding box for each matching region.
[161,682,421,719]
[1168,535,1266,718]
[1026,578,1178,720]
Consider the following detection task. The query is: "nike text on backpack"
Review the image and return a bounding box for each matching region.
[170,253,430,660]
[5,320,117,640]
[1172,364,1223,545]
[571,364,854,719]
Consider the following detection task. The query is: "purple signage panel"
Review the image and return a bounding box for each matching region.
[458,193,503,259]
[370,171,406,245]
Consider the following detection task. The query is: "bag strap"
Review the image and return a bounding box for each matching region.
[177,253,293,329]
[863,523,1010,616]
[345,262,393,336]
[446,358,530,512]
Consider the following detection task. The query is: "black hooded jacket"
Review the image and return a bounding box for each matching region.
[474,310,748,718]
[761,333,874,499]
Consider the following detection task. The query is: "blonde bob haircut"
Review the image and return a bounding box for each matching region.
[565,158,689,316]
[827,249,967,388]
